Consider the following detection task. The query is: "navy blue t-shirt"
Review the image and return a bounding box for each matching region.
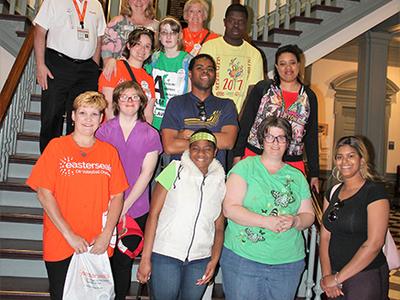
[161,92,238,169]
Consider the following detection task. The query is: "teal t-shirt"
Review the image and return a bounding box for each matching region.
[145,51,192,130]
[224,156,311,264]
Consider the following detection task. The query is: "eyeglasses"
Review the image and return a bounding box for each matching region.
[328,201,344,222]
[119,94,141,102]
[264,134,287,144]
[197,102,206,122]
[160,31,179,37]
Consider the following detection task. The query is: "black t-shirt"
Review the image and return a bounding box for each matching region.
[322,180,388,272]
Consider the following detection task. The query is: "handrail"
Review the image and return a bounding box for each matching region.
[0,26,34,126]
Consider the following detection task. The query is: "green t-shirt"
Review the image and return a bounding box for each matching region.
[224,156,311,264]
[145,51,191,130]
[155,161,177,191]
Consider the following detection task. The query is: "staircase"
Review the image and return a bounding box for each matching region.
[0,0,399,299]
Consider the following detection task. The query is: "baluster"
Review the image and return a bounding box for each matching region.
[283,0,290,29]
[263,0,270,39]
[251,0,259,40]
[9,0,16,14]
[325,0,331,6]
[297,227,310,298]
[316,0,322,5]
[20,0,27,16]
[274,0,281,28]
[313,256,324,300]
[305,225,317,300]
[294,0,301,16]
[304,0,311,17]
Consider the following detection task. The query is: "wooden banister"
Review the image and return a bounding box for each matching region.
[0,26,34,125]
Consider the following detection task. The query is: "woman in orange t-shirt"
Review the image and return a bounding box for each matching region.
[99,27,156,121]
[26,92,128,300]
[182,0,219,56]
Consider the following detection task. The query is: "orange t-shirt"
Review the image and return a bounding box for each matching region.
[98,60,155,102]
[183,28,219,56]
[26,135,129,262]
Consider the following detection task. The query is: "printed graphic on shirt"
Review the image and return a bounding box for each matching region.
[183,110,222,127]
[237,175,296,244]
[140,80,152,101]
[153,68,186,119]
[59,156,112,177]
[248,86,310,156]
[214,57,250,99]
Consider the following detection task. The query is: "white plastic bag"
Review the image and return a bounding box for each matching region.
[62,248,115,300]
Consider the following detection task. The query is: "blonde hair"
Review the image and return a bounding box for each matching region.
[120,0,155,20]
[73,91,107,112]
[333,136,382,182]
[183,0,209,22]
[157,16,184,51]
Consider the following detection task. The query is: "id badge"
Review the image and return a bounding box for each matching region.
[77,28,89,41]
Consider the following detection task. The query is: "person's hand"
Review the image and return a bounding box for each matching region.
[65,231,89,254]
[102,58,117,81]
[36,63,54,90]
[177,129,194,140]
[321,275,344,298]
[265,216,286,233]
[233,156,241,165]
[310,177,320,193]
[278,215,298,232]
[90,231,111,254]
[196,260,217,285]
[137,258,152,283]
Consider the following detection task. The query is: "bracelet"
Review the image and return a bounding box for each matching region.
[334,272,342,286]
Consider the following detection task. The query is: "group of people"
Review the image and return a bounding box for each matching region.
[28,0,391,299]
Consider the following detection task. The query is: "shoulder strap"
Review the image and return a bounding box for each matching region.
[122,60,138,83]
[329,184,341,202]
[200,30,211,45]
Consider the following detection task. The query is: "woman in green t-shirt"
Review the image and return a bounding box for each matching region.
[221,116,315,300]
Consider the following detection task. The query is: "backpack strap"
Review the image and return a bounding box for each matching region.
[122,60,138,83]
[329,184,341,202]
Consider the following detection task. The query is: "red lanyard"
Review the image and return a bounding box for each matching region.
[72,0,88,29]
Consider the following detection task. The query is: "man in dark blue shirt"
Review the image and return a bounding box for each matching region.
[161,54,238,169]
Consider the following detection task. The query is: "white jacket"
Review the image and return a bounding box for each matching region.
[153,150,226,261]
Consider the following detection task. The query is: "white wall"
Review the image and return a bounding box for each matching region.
[310,58,400,173]
[0,47,15,91]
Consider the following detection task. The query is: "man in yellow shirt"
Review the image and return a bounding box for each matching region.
[200,3,264,114]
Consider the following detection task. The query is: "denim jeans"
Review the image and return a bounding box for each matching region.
[150,252,210,300]
[220,247,305,300]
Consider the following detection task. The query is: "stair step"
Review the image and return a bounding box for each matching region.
[0,177,33,192]
[268,28,302,45]
[0,206,43,224]
[31,94,41,102]
[0,276,151,299]
[290,16,323,32]
[9,154,39,165]
[17,132,39,142]
[16,30,28,37]
[24,112,40,121]
[253,40,281,49]
[0,238,42,260]
[311,4,344,19]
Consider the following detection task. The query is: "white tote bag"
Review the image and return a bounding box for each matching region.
[62,248,115,300]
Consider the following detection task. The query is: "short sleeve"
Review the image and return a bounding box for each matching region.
[155,161,177,191]
[366,182,388,205]
[26,139,58,192]
[160,97,181,130]
[296,171,311,201]
[145,126,163,154]
[227,157,251,182]
[221,99,239,126]
[33,0,53,29]
[109,146,129,195]
[248,49,264,86]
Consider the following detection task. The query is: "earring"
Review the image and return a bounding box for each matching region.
[332,166,343,182]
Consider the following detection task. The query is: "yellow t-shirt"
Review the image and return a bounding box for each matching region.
[200,37,264,112]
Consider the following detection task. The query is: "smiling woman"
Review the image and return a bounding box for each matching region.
[26,91,129,299]
[137,128,226,300]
